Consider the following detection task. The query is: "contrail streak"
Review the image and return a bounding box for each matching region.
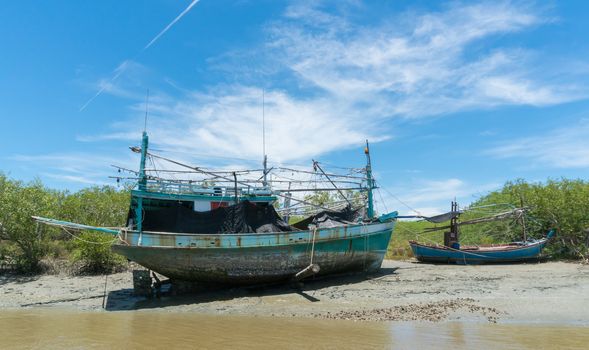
[80,61,129,111]
[80,0,200,111]
[144,0,200,50]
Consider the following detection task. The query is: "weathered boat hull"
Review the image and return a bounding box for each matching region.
[408,239,549,265]
[112,221,395,284]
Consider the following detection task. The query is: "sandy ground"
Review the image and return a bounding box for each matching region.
[1,260,588,324]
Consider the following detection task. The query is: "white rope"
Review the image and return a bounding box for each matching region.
[60,226,120,245]
[309,227,317,265]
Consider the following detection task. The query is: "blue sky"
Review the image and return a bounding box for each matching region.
[1,0,589,215]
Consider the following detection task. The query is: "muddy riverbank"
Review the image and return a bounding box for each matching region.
[1,260,588,324]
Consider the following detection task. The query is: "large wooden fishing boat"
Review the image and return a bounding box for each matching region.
[35,132,397,284]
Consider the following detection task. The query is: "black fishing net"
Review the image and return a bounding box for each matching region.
[291,205,364,230]
[136,199,363,234]
[140,200,294,234]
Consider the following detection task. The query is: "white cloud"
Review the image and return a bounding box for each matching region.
[10,153,136,189]
[486,118,589,168]
[269,1,582,118]
[41,173,109,186]
[80,85,388,165]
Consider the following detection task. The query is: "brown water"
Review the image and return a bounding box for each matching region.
[1,310,588,349]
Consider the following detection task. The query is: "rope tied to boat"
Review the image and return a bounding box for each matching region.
[294,226,320,281]
[57,225,120,245]
[310,226,317,265]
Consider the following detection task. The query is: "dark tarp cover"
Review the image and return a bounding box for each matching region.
[141,200,295,234]
[292,205,364,230]
[424,211,462,223]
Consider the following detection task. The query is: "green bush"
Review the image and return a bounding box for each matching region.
[59,186,130,227]
[0,175,60,272]
[0,173,130,274]
[470,178,589,259]
[70,231,127,274]
[0,241,18,270]
[387,178,589,260]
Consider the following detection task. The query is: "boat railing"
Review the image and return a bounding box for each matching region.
[142,179,272,197]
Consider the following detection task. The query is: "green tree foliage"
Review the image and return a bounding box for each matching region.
[0,175,60,272]
[60,186,130,227]
[0,173,130,273]
[63,186,130,274]
[303,190,367,214]
[469,178,589,259]
[70,231,127,273]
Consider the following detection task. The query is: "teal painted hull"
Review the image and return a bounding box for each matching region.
[113,221,395,284]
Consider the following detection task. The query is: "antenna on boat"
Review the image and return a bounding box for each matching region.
[144,89,150,133]
[262,88,268,187]
[364,140,375,218]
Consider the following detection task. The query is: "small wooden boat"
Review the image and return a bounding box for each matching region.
[34,132,398,284]
[409,231,554,264]
[408,201,554,264]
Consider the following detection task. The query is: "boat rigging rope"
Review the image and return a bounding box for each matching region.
[278,167,365,180]
[59,225,120,245]
[363,230,368,271]
[376,188,389,214]
[378,182,422,216]
[309,227,317,265]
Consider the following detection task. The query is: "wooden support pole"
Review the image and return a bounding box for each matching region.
[294,264,320,281]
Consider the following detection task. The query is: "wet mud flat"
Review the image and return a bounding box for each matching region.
[1,260,588,324]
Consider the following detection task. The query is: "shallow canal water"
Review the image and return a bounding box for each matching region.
[1,310,588,349]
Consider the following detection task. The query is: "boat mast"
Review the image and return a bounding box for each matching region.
[262,89,268,188]
[520,197,527,241]
[364,140,375,218]
[445,200,459,247]
[134,131,149,245]
[136,91,149,244]
[138,131,149,190]
[139,89,150,191]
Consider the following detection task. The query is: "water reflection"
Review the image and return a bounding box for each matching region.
[389,321,589,349]
[1,310,588,349]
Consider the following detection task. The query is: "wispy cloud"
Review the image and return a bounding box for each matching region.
[269,1,583,118]
[10,153,136,189]
[41,173,109,186]
[486,118,589,168]
[102,85,386,164]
